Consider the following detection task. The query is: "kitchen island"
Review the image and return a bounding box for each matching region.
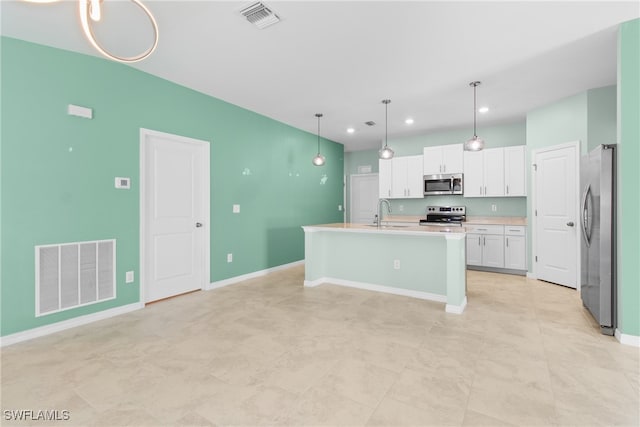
[302,223,467,313]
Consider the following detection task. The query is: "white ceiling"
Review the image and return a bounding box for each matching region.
[2,1,638,152]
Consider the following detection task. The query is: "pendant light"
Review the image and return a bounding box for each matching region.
[464,81,485,151]
[24,0,159,63]
[379,99,394,160]
[312,113,326,166]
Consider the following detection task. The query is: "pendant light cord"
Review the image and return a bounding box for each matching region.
[473,84,477,138]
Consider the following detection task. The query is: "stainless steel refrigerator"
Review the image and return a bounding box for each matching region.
[580,144,616,335]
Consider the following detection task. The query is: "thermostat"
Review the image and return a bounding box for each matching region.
[115,177,131,189]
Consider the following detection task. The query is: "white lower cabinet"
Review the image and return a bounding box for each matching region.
[466,224,527,271]
[504,226,527,270]
[466,225,504,268]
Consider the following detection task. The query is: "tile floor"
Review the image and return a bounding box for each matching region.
[1,266,639,426]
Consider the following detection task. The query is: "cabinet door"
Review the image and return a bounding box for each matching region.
[504,146,526,196]
[504,235,527,270]
[463,151,484,197]
[483,148,505,197]
[423,147,443,175]
[378,160,393,198]
[482,234,505,268]
[406,155,424,198]
[442,144,463,174]
[466,234,483,266]
[391,157,407,198]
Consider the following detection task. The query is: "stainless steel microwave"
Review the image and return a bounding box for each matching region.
[424,173,463,195]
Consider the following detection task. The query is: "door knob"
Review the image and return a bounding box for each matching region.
[566,221,574,227]
[195,222,203,228]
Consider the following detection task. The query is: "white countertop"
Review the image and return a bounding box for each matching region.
[302,222,466,236]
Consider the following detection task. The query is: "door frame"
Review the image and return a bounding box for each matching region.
[531,140,581,289]
[139,128,210,304]
[349,173,379,223]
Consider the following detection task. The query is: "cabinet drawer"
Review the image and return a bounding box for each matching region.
[464,224,504,235]
[504,226,526,236]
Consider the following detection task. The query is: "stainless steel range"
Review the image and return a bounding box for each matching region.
[419,206,466,226]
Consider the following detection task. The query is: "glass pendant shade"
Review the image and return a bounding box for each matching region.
[312,113,325,166]
[464,135,485,151]
[379,146,395,159]
[312,153,326,166]
[464,81,485,152]
[379,99,394,160]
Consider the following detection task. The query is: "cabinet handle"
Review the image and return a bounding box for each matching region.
[484,186,487,195]
[506,185,509,195]
[480,186,483,195]
[388,189,391,197]
[478,236,481,246]
[506,237,509,247]
[407,189,410,196]
[483,236,486,246]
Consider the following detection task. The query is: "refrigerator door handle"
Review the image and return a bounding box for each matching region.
[581,184,593,247]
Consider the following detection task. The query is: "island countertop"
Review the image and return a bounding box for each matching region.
[302,222,466,236]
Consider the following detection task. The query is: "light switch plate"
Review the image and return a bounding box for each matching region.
[233,204,240,213]
[227,253,233,263]
[125,271,134,283]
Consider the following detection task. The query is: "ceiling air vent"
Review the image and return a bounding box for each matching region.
[365,121,376,126]
[240,2,281,29]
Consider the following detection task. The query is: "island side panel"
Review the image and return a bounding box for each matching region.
[303,229,326,286]
[445,234,467,313]
[306,230,447,296]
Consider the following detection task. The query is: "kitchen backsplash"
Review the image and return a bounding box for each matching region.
[387,196,526,217]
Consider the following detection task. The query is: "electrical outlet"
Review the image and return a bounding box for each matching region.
[227,253,233,263]
[338,205,343,211]
[492,204,497,212]
[399,204,404,212]
[233,204,240,213]
[125,271,134,283]
[393,259,400,270]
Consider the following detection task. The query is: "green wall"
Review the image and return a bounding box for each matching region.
[617,19,640,337]
[0,37,344,336]
[344,121,527,218]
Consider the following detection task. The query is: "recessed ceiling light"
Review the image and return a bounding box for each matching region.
[405,118,414,125]
[478,106,489,113]
[347,128,355,134]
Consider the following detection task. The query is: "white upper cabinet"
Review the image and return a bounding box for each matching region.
[504,146,527,196]
[378,159,393,198]
[483,148,505,197]
[391,155,423,198]
[423,144,463,175]
[463,146,525,197]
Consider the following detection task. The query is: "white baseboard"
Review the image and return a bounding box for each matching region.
[446,296,468,314]
[304,276,448,304]
[526,272,536,279]
[206,260,304,291]
[615,329,640,347]
[0,302,144,348]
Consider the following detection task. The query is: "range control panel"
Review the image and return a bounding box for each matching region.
[426,206,466,214]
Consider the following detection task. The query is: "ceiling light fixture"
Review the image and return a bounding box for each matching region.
[24,0,159,63]
[312,113,326,167]
[405,118,414,125]
[379,99,394,160]
[464,81,485,152]
[478,106,490,113]
[347,128,355,134]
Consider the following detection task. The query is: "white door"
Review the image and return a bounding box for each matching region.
[534,143,578,288]
[350,174,379,224]
[141,129,210,303]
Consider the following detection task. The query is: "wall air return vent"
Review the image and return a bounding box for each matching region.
[35,239,116,316]
[240,2,281,29]
[365,121,376,127]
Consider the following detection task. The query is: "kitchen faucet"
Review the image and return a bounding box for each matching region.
[377,198,392,228]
